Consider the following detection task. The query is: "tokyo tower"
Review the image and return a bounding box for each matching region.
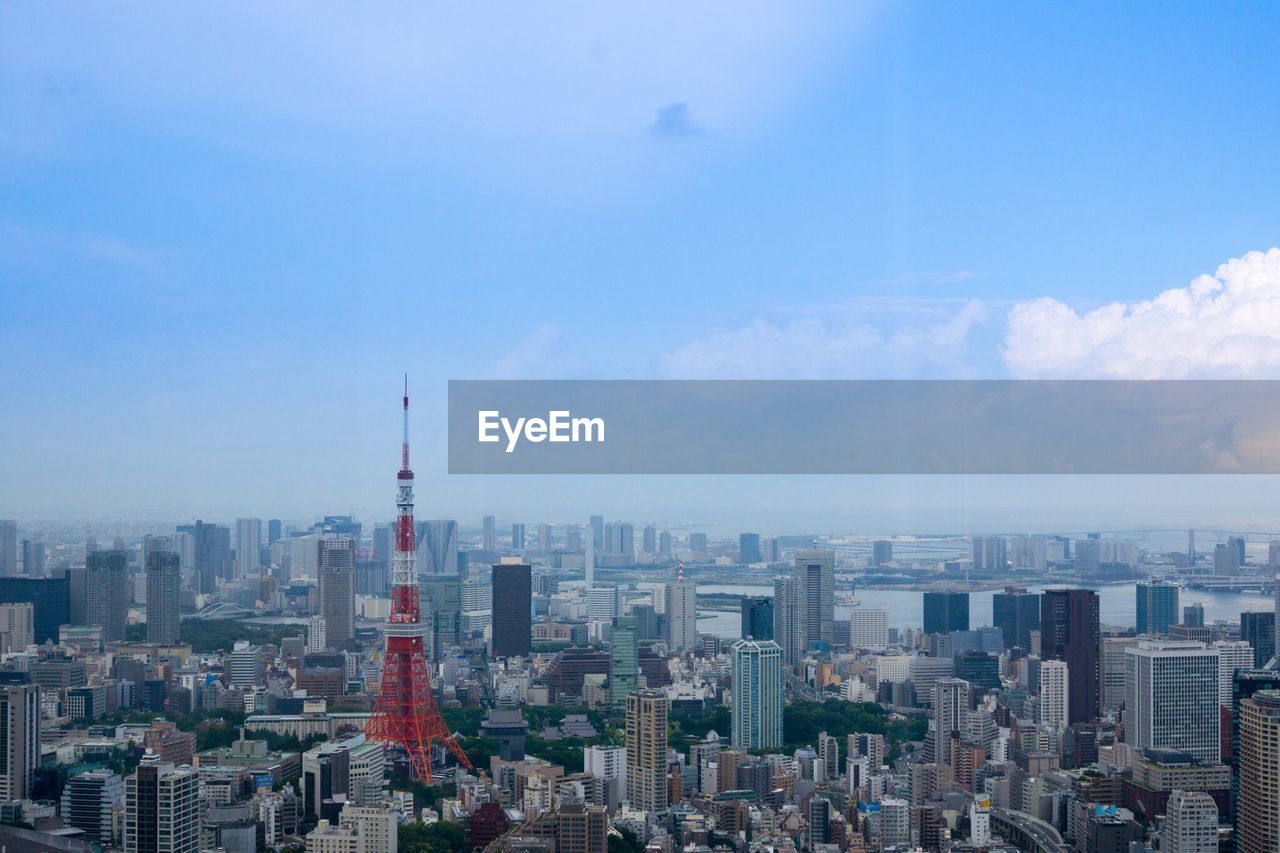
[366,378,472,781]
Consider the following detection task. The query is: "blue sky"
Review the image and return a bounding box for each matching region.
[5,3,1280,526]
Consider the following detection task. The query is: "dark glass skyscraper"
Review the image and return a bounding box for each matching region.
[490,559,531,658]
[992,587,1040,650]
[923,591,970,635]
[739,533,762,564]
[0,575,69,644]
[1040,588,1100,724]
[740,596,774,642]
[178,521,230,594]
[1136,579,1179,634]
[1242,611,1276,668]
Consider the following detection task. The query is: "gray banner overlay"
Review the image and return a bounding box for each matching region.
[447,380,1280,474]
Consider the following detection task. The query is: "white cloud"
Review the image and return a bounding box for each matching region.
[1003,248,1280,378]
[660,297,989,378]
[492,323,581,379]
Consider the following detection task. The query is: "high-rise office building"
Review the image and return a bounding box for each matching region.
[20,539,44,577]
[482,515,496,552]
[848,609,889,649]
[1242,611,1276,668]
[740,596,773,642]
[0,603,34,653]
[1183,602,1206,627]
[0,521,16,577]
[1011,535,1048,570]
[317,537,355,650]
[418,520,458,575]
[625,690,669,814]
[1164,790,1218,853]
[1214,640,1255,707]
[1041,588,1101,724]
[0,678,39,801]
[145,550,181,645]
[1238,689,1280,853]
[971,536,1007,571]
[664,565,697,651]
[227,641,263,688]
[537,523,553,552]
[565,524,582,551]
[658,531,672,556]
[86,550,129,644]
[992,587,1040,650]
[1102,636,1139,712]
[178,520,231,594]
[609,616,639,709]
[511,523,525,551]
[1214,543,1240,576]
[0,574,70,644]
[1039,660,1069,730]
[586,585,619,621]
[923,591,970,635]
[421,574,462,662]
[730,639,782,750]
[61,769,124,845]
[124,753,199,853]
[687,532,707,553]
[1136,579,1179,635]
[1232,669,1280,830]
[584,745,626,812]
[267,518,282,546]
[490,559,532,658]
[642,525,657,555]
[739,533,761,564]
[1125,640,1220,764]
[871,540,893,567]
[234,518,261,578]
[773,575,803,665]
[795,549,835,651]
[589,515,604,549]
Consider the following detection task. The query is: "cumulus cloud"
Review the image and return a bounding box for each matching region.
[660,298,989,378]
[1003,248,1280,378]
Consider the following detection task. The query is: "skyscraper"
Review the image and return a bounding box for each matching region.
[971,536,1007,571]
[739,533,761,564]
[1041,588,1101,724]
[992,587,1040,650]
[511,523,525,551]
[1237,689,1280,853]
[740,596,774,642]
[642,525,656,555]
[482,515,496,552]
[317,537,356,650]
[609,616,639,709]
[1232,669,1280,828]
[773,575,803,665]
[625,690,669,814]
[0,521,16,577]
[664,564,696,652]
[1038,660,1069,730]
[61,769,124,845]
[418,520,458,575]
[930,678,970,765]
[795,549,835,651]
[86,550,129,644]
[1125,640,1220,764]
[234,517,261,578]
[730,639,783,750]
[537,523,553,552]
[871,540,893,567]
[0,677,39,801]
[1136,579,1179,635]
[20,539,44,577]
[145,550,181,645]
[1242,611,1276,668]
[421,574,462,662]
[923,591,970,635]
[178,520,230,594]
[1214,640,1255,707]
[490,559,531,658]
[267,518,282,546]
[124,753,199,853]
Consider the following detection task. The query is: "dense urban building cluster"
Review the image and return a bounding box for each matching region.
[2,513,1280,852]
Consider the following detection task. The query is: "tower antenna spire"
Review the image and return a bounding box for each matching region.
[368,377,471,781]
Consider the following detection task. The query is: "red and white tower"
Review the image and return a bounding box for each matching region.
[366,378,471,781]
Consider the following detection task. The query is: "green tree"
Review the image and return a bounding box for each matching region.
[399,820,466,852]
